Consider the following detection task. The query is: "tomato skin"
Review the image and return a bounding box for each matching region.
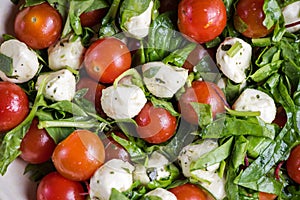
[52,130,105,181]
[234,0,273,38]
[286,144,300,184]
[178,0,227,43]
[36,172,85,200]
[14,2,62,50]
[169,183,207,200]
[76,77,106,116]
[80,8,108,27]
[84,37,132,84]
[20,118,56,164]
[273,106,287,128]
[179,81,227,125]
[135,102,177,144]
[259,192,277,200]
[0,81,29,133]
[102,131,130,162]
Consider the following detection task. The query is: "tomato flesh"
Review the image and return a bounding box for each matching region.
[169,183,207,200]
[0,81,29,133]
[20,118,56,164]
[234,0,273,38]
[37,172,85,200]
[135,102,177,144]
[52,130,105,181]
[179,81,227,125]
[259,192,277,200]
[84,37,132,84]
[286,144,300,184]
[178,0,227,43]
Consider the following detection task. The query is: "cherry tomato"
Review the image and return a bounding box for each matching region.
[52,130,105,181]
[259,192,277,200]
[102,131,130,162]
[14,2,62,50]
[76,76,106,116]
[178,0,227,43]
[80,8,108,27]
[169,183,207,200]
[84,37,132,84]
[234,0,273,38]
[179,81,227,125]
[0,81,29,133]
[36,172,85,200]
[286,144,300,184]
[20,118,56,164]
[273,106,287,128]
[135,102,177,144]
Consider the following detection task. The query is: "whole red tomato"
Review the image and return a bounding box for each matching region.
[14,2,62,49]
[20,118,56,164]
[102,131,130,162]
[135,102,177,144]
[76,76,106,116]
[286,144,300,184]
[0,81,29,133]
[84,37,132,84]
[179,81,227,125]
[178,0,227,43]
[169,183,207,200]
[36,172,85,200]
[234,0,273,38]
[80,8,108,27]
[52,130,105,181]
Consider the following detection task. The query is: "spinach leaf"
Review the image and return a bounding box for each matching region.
[0,53,13,76]
[99,0,121,37]
[110,188,130,200]
[262,0,282,30]
[163,43,196,67]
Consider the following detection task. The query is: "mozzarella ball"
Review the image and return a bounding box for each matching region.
[142,62,188,98]
[89,159,135,200]
[36,69,76,101]
[0,39,39,83]
[282,1,300,33]
[232,88,276,123]
[145,188,177,200]
[48,35,85,70]
[101,84,147,119]
[216,37,252,83]
[123,1,154,39]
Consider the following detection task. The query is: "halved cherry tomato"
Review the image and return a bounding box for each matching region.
[234,0,273,38]
[76,76,106,117]
[80,8,108,27]
[259,192,277,200]
[169,183,207,200]
[36,172,85,200]
[178,0,227,43]
[179,81,227,125]
[286,144,300,184]
[84,37,132,84]
[135,102,177,144]
[52,130,105,181]
[20,118,56,164]
[14,2,62,49]
[0,81,29,133]
[102,131,130,162]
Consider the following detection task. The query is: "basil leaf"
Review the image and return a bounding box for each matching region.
[262,0,282,30]
[190,102,213,129]
[110,188,129,200]
[0,53,13,76]
[163,43,196,67]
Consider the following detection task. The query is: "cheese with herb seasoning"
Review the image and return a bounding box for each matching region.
[144,188,177,200]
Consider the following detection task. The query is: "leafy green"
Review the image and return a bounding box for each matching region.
[262,0,282,30]
[0,53,13,76]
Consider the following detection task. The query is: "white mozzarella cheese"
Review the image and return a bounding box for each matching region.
[142,62,188,98]
[36,69,76,101]
[48,35,85,70]
[232,88,276,123]
[282,2,300,33]
[0,39,39,83]
[123,1,154,39]
[216,37,252,83]
[145,188,177,200]
[89,159,135,200]
[101,84,147,119]
[178,139,226,200]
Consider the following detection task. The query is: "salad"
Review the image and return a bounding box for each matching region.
[0,0,299,199]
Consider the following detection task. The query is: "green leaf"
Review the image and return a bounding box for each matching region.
[150,96,179,117]
[231,136,248,170]
[190,102,213,129]
[0,53,13,76]
[110,188,130,200]
[163,43,196,67]
[190,137,233,171]
[263,0,282,30]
